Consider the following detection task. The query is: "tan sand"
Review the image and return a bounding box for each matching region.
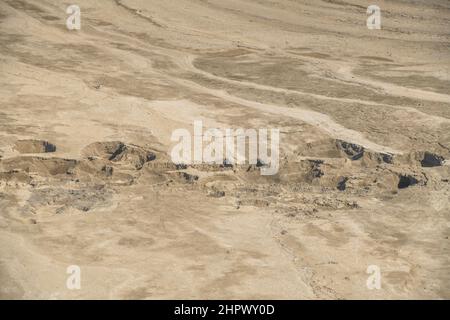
[0,0,449,299]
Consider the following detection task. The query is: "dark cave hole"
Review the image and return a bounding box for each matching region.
[398,175,418,189]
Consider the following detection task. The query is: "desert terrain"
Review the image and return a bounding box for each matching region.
[0,0,449,299]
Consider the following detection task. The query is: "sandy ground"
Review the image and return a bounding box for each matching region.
[0,0,449,299]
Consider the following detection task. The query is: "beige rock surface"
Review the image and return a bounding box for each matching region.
[0,0,449,299]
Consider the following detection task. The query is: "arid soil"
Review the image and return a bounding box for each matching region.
[0,0,449,299]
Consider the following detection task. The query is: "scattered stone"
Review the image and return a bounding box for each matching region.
[81,141,156,169]
[336,139,364,160]
[337,177,348,191]
[335,139,393,165]
[208,190,225,198]
[169,171,199,183]
[101,165,114,177]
